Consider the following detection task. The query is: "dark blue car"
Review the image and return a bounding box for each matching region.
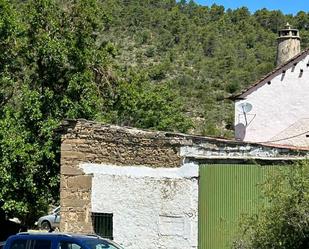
[4,233,123,249]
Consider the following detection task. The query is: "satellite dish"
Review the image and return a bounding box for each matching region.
[237,102,252,113]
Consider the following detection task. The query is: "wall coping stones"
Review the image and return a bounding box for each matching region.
[59,119,309,162]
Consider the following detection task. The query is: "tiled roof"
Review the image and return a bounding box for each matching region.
[231,48,309,100]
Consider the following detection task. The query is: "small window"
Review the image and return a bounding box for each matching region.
[58,242,82,249]
[32,240,51,249]
[92,213,113,240]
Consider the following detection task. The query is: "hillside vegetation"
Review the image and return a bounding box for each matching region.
[0,0,309,225]
[100,0,309,135]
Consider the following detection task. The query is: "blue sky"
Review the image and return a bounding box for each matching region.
[195,1,309,15]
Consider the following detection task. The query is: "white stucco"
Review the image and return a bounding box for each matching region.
[235,54,309,147]
[81,163,199,249]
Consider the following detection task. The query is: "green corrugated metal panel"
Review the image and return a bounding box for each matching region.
[198,164,278,249]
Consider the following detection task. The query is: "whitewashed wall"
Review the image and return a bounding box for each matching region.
[81,163,199,249]
[235,54,309,147]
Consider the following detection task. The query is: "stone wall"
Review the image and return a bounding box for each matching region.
[277,37,301,66]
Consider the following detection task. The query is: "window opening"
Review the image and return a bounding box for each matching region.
[92,213,113,240]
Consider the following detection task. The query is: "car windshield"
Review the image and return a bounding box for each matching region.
[52,206,60,214]
[83,239,123,249]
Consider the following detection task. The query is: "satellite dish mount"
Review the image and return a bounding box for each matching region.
[237,102,253,126]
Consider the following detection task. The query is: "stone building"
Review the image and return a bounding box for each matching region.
[59,119,309,249]
[234,24,309,147]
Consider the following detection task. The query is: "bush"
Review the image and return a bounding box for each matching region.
[233,161,309,249]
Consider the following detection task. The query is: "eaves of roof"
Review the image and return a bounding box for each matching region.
[230,48,309,100]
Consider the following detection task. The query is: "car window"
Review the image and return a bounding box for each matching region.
[10,240,27,249]
[53,207,60,214]
[32,240,52,249]
[58,242,82,249]
[94,245,118,249]
[83,239,121,249]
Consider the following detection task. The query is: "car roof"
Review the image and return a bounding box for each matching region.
[9,232,103,241]
[7,233,120,248]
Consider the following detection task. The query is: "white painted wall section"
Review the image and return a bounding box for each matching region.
[81,163,199,249]
[235,54,309,146]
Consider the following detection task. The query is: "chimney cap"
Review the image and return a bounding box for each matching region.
[278,23,299,33]
[285,22,292,29]
[278,23,300,39]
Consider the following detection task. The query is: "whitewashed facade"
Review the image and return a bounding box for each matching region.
[234,51,309,147]
[81,163,199,249]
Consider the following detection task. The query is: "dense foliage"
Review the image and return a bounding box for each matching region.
[0,0,309,225]
[233,161,309,249]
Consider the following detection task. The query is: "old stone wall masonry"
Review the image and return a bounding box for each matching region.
[59,119,309,234]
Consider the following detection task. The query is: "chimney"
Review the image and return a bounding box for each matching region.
[276,23,300,66]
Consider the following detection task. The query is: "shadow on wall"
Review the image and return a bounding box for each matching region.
[235,123,246,141]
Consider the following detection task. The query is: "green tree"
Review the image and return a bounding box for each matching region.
[0,0,113,225]
[0,0,193,226]
[108,72,192,132]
